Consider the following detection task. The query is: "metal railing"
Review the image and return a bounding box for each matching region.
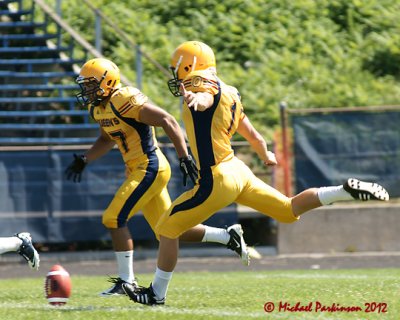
[33,0,135,87]
[46,0,171,90]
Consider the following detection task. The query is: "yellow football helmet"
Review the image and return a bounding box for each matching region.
[76,58,121,106]
[168,41,216,96]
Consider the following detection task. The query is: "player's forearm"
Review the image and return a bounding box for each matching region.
[237,115,274,164]
[161,117,188,159]
[248,137,277,165]
[85,135,115,163]
[248,137,269,163]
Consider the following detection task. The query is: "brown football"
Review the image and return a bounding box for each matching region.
[44,264,72,306]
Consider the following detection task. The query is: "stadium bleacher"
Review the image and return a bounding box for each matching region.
[0,0,98,145]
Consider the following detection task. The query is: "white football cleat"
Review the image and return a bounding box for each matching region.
[343,178,389,201]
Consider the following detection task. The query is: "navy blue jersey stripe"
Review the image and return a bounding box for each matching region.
[117,150,159,227]
[170,167,213,216]
[190,82,221,171]
[110,102,156,154]
[226,102,237,135]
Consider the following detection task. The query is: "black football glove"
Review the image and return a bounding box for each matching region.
[179,155,198,186]
[65,154,87,183]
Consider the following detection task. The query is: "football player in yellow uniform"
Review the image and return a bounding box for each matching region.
[65,58,250,296]
[124,41,390,305]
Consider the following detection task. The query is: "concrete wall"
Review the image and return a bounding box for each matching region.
[278,203,400,254]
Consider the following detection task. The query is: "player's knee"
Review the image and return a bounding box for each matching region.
[282,217,299,224]
[102,214,118,229]
[280,200,299,223]
[154,221,163,235]
[155,223,180,239]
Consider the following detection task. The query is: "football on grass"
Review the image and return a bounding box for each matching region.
[44,264,72,305]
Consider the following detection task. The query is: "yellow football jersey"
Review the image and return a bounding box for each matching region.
[156,70,298,239]
[89,86,171,230]
[88,86,158,163]
[181,70,245,172]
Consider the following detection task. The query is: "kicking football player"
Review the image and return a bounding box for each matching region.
[65,58,249,297]
[123,40,390,305]
[0,233,40,270]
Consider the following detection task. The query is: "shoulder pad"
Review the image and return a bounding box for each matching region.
[182,70,219,94]
[111,86,148,110]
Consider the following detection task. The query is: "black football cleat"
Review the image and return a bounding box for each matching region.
[123,282,165,305]
[226,224,250,266]
[99,277,138,297]
[15,232,40,270]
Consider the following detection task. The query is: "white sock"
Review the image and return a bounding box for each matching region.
[0,236,22,255]
[115,250,134,283]
[201,226,230,245]
[152,267,173,299]
[317,185,353,205]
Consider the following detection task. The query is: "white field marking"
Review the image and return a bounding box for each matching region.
[252,273,400,280]
[0,302,264,318]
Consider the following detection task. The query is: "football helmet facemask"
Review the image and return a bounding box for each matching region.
[76,58,121,107]
[168,41,216,96]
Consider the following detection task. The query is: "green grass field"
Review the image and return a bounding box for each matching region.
[0,269,399,320]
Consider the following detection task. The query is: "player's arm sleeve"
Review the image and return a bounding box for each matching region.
[117,87,149,119]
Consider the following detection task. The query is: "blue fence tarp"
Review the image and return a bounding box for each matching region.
[292,110,400,197]
[0,147,237,242]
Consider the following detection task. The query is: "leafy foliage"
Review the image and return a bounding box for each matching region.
[47,0,400,139]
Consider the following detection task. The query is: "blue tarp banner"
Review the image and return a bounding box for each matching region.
[292,110,400,197]
[0,147,237,242]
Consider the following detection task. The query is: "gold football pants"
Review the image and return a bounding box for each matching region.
[156,156,298,239]
[102,148,171,232]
